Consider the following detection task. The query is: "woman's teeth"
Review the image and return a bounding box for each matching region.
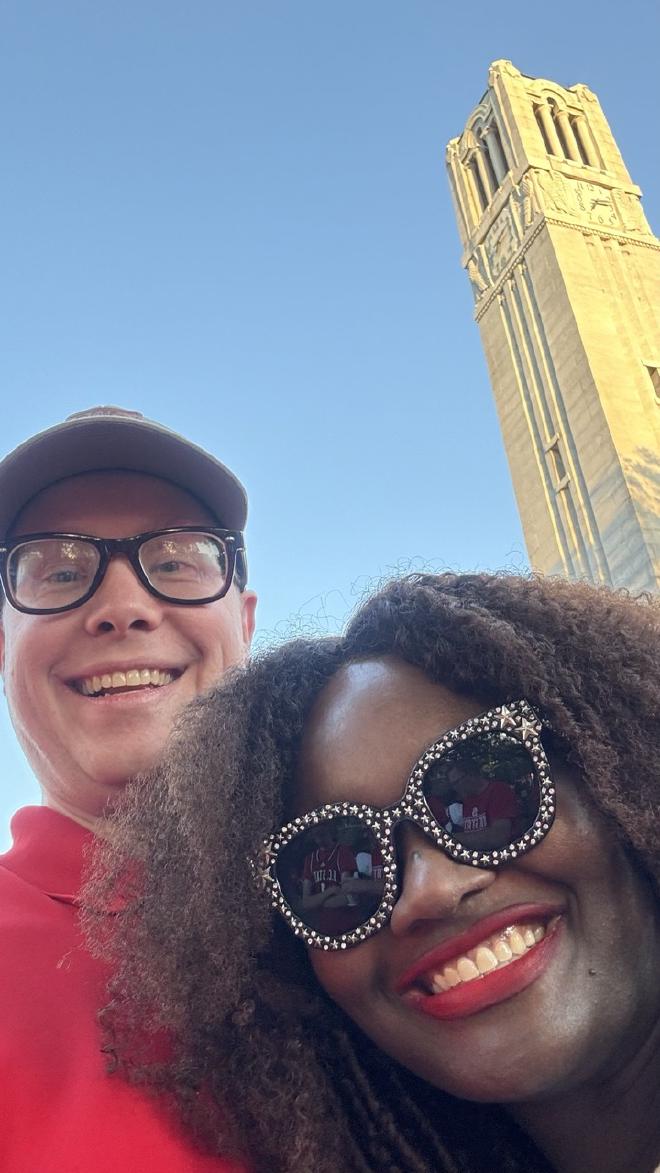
[78,669,175,696]
[423,923,547,993]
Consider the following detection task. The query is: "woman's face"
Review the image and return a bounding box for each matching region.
[296,656,660,1104]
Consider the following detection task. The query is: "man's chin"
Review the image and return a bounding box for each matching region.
[82,755,161,805]
[97,766,155,795]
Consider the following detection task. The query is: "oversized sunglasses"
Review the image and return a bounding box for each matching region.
[251,701,555,951]
[0,528,247,614]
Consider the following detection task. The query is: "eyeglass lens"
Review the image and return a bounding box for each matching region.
[7,532,229,609]
[138,533,228,600]
[276,732,541,937]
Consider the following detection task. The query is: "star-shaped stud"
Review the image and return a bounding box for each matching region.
[253,845,276,882]
[520,716,539,740]
[499,705,518,729]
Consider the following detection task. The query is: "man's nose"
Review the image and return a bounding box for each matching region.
[82,556,164,636]
[389,824,496,936]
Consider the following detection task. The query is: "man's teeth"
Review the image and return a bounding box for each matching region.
[79,669,174,696]
[425,923,546,994]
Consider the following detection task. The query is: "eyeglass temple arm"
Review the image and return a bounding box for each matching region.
[234,545,248,590]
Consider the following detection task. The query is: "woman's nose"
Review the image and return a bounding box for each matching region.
[389,823,496,936]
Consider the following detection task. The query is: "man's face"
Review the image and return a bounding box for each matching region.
[0,471,256,826]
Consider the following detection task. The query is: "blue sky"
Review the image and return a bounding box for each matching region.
[1,0,658,842]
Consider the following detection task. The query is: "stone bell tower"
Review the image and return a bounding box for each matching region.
[446,61,660,592]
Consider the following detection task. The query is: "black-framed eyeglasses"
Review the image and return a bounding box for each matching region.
[251,701,555,952]
[0,527,247,614]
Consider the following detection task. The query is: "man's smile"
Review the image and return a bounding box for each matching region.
[70,667,182,697]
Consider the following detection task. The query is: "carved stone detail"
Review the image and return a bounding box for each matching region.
[525,170,645,235]
[571,82,597,104]
[516,173,540,229]
[489,59,521,85]
[536,170,571,216]
[614,191,648,235]
[485,205,520,279]
[467,257,489,298]
[460,128,478,158]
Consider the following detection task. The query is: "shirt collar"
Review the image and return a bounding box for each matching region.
[0,806,95,903]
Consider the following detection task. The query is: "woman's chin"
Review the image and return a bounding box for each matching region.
[422,1064,554,1105]
[369,1002,585,1107]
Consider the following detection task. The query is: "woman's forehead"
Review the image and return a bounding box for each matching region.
[296,656,487,809]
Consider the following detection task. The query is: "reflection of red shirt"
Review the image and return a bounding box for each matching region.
[426,796,449,825]
[357,847,385,882]
[461,780,518,835]
[302,845,358,937]
[302,845,356,893]
[369,848,385,882]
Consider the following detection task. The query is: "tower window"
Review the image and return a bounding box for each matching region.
[534,104,554,154]
[550,446,567,484]
[484,122,508,185]
[545,435,569,489]
[549,101,571,159]
[469,156,488,212]
[481,142,499,194]
[571,117,591,166]
[645,365,660,402]
[489,124,507,172]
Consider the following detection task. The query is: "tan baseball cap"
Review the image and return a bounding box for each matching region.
[0,406,248,536]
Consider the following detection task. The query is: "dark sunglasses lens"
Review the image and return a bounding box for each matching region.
[276,817,385,938]
[422,732,541,851]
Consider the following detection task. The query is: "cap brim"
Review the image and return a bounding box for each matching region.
[0,415,247,535]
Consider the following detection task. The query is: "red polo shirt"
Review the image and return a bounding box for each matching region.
[0,806,246,1173]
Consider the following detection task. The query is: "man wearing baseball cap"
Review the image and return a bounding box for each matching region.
[0,407,256,1172]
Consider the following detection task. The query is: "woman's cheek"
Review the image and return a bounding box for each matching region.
[310,945,375,1006]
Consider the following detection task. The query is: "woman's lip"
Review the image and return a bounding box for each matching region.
[401,917,563,1020]
[395,903,564,993]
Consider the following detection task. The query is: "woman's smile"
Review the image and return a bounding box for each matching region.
[396,903,563,1019]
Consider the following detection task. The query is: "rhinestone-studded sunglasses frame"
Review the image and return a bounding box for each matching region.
[250,700,556,952]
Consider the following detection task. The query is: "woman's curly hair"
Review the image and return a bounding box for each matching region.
[82,573,660,1173]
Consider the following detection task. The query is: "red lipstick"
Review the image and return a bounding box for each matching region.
[397,904,563,1021]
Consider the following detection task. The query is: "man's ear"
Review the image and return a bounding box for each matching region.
[241,590,257,649]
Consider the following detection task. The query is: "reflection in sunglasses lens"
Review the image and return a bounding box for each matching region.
[422,733,540,852]
[277,817,385,937]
